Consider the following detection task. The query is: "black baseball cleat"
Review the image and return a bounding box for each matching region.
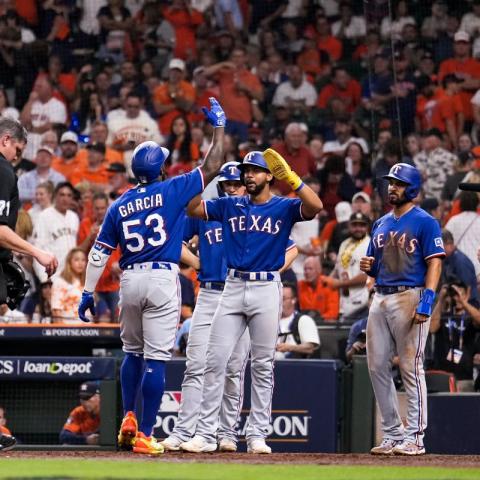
[0,433,17,452]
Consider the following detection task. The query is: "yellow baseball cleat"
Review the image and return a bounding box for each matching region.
[132,432,165,455]
[117,411,138,450]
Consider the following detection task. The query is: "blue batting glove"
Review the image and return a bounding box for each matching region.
[416,288,436,317]
[78,291,96,323]
[202,97,226,127]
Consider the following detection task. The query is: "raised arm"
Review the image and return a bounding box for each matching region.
[198,97,226,185]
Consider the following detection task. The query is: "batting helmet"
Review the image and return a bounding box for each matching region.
[382,163,422,200]
[238,151,271,173]
[218,161,241,182]
[131,141,170,184]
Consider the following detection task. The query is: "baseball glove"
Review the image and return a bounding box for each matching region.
[263,148,303,191]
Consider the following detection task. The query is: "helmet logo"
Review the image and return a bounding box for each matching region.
[228,166,237,176]
[391,164,402,175]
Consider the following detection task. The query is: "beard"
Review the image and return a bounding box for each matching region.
[388,192,409,206]
[245,179,268,195]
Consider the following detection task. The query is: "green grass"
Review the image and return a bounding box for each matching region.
[0,460,479,480]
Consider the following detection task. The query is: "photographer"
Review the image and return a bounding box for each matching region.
[430,280,480,391]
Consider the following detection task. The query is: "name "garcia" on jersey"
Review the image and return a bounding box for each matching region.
[373,231,418,253]
[118,194,163,218]
[228,215,282,235]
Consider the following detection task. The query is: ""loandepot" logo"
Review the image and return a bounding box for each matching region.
[23,361,93,376]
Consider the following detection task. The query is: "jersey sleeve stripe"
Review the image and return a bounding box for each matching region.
[95,240,116,251]
[196,167,206,191]
[424,252,446,260]
[286,242,296,251]
[202,200,209,220]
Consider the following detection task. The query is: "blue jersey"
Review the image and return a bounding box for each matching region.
[183,216,297,282]
[203,195,307,272]
[366,206,445,286]
[96,168,204,269]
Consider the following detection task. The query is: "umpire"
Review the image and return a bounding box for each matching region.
[0,118,58,451]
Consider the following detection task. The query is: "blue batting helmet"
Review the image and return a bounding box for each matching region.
[382,163,422,200]
[238,151,271,173]
[131,141,170,184]
[218,161,241,182]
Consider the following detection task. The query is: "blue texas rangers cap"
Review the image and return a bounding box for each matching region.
[218,161,241,182]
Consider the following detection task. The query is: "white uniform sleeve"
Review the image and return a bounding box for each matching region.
[298,315,320,346]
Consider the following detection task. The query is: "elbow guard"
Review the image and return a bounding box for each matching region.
[416,288,436,317]
[88,243,112,267]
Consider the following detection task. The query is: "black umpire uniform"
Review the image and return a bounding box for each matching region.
[0,152,21,452]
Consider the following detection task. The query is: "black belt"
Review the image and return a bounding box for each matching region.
[200,281,225,291]
[375,285,419,295]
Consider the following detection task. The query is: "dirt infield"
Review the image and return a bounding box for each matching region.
[4,450,480,468]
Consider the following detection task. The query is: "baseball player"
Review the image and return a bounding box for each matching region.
[162,162,298,453]
[360,163,445,456]
[78,98,226,455]
[180,149,322,454]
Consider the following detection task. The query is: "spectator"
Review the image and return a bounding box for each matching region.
[422,0,450,40]
[20,75,67,160]
[98,0,133,60]
[413,128,456,201]
[441,229,479,302]
[204,46,263,142]
[272,64,317,121]
[460,0,480,38]
[431,74,464,149]
[331,2,366,42]
[344,141,372,193]
[297,256,339,322]
[345,320,367,363]
[328,213,370,323]
[326,201,353,259]
[311,14,342,62]
[59,381,100,445]
[297,35,327,81]
[162,0,203,60]
[76,121,123,166]
[248,0,287,34]
[420,198,443,224]
[31,280,53,324]
[106,162,131,200]
[70,90,106,141]
[41,129,59,156]
[70,143,110,188]
[439,31,480,124]
[0,405,12,437]
[51,247,87,323]
[32,182,79,283]
[272,123,316,195]
[51,131,80,182]
[190,66,216,125]
[77,193,121,323]
[317,67,361,114]
[441,151,474,205]
[351,191,372,219]
[380,0,416,41]
[430,280,480,391]
[107,92,163,173]
[214,0,244,38]
[165,115,200,176]
[28,181,54,229]
[445,191,480,278]
[276,283,320,359]
[153,58,195,136]
[323,115,369,156]
[17,146,65,204]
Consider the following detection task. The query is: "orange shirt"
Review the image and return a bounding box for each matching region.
[153,80,196,135]
[15,0,37,25]
[62,405,99,435]
[51,155,80,182]
[76,147,123,167]
[189,88,216,125]
[77,218,120,293]
[162,6,203,59]
[317,80,361,113]
[0,425,11,435]
[431,92,462,132]
[70,164,110,187]
[317,36,342,62]
[439,57,480,120]
[218,68,262,124]
[298,276,339,321]
[297,48,323,77]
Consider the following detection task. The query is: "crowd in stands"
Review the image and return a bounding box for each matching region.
[0,0,479,387]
